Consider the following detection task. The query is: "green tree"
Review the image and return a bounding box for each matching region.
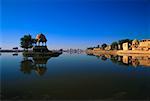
[87,47,94,50]
[97,45,100,48]
[111,42,118,50]
[101,43,107,50]
[20,34,35,51]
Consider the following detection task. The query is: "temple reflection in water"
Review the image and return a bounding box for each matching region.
[20,54,60,76]
[87,53,150,67]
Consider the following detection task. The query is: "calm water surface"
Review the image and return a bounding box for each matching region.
[1,52,150,100]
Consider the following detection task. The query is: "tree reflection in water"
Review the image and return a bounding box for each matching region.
[101,55,107,61]
[12,53,18,56]
[20,55,59,76]
[87,53,150,67]
[20,59,33,74]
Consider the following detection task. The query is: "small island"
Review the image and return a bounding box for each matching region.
[20,33,62,57]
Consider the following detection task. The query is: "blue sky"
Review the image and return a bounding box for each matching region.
[1,0,150,49]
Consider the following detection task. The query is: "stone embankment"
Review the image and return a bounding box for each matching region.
[86,49,150,56]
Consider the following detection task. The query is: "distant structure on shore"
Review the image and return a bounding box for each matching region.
[63,49,84,54]
[12,47,18,52]
[123,39,150,51]
[87,39,150,52]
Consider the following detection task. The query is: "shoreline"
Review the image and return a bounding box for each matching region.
[0,50,23,52]
[86,50,150,56]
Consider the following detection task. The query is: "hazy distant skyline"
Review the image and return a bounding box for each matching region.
[1,0,150,49]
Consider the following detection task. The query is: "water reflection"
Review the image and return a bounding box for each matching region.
[101,55,107,61]
[21,59,33,74]
[87,53,150,67]
[1,53,150,100]
[12,53,18,56]
[20,54,60,76]
[0,53,19,56]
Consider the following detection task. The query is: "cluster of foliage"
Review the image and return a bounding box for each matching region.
[101,43,107,50]
[20,34,36,51]
[111,39,133,50]
[87,44,108,50]
[87,39,133,50]
[87,47,94,50]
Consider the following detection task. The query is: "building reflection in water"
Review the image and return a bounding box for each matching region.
[87,53,150,67]
[20,55,58,76]
[12,53,18,56]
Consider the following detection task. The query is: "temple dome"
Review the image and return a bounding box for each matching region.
[36,33,47,43]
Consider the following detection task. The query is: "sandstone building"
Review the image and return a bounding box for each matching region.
[122,39,150,51]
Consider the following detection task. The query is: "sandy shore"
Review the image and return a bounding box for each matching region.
[86,50,150,56]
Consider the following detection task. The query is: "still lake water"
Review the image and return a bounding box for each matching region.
[1,52,150,100]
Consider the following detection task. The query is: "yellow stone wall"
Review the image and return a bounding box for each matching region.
[93,48,102,51]
[123,42,129,50]
[105,45,111,50]
[139,41,150,47]
[131,40,150,51]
